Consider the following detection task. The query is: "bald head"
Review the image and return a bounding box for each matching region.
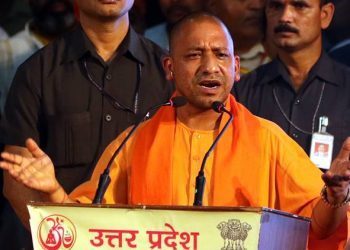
[162,11,240,110]
[169,12,234,54]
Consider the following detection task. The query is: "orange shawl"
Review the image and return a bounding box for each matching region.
[127,94,347,249]
[130,95,250,205]
[71,94,347,249]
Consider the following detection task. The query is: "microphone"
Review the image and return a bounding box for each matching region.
[193,101,233,206]
[93,96,187,204]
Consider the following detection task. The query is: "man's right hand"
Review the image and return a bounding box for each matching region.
[0,138,60,196]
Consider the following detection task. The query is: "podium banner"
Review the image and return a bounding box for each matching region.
[28,203,309,250]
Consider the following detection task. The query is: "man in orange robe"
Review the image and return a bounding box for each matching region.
[1,12,350,250]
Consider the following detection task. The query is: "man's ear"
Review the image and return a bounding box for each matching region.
[234,55,241,82]
[162,56,174,81]
[320,2,335,30]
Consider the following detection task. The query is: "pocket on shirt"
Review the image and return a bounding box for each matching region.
[46,111,93,166]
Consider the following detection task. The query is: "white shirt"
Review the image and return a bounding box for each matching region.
[144,23,169,51]
[0,21,44,112]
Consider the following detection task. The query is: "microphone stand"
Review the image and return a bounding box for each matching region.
[193,102,233,206]
[93,96,187,204]
[92,116,144,204]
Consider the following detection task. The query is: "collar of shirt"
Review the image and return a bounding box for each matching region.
[25,20,45,49]
[256,51,341,88]
[60,24,147,65]
[240,43,267,60]
[239,43,270,75]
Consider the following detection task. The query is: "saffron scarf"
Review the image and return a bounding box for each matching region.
[129,94,261,205]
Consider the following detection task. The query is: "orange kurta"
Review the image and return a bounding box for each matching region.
[70,95,347,249]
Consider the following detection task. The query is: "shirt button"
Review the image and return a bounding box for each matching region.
[194,134,201,139]
[105,74,112,80]
[295,99,300,105]
[105,114,112,122]
[292,133,299,139]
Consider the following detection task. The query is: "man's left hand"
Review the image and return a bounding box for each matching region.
[322,137,350,204]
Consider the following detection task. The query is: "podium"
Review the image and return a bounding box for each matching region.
[28,203,310,250]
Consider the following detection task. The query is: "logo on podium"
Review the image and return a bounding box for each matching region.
[217,219,252,250]
[37,214,77,250]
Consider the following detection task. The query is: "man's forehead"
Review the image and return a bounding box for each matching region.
[169,13,234,52]
[177,25,231,45]
[186,43,232,51]
[181,19,230,38]
[181,18,221,29]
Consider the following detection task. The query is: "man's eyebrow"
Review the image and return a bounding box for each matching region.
[290,0,310,4]
[268,0,283,4]
[213,47,230,51]
[187,46,204,50]
[186,46,229,50]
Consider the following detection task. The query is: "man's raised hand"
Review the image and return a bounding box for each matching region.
[0,138,60,195]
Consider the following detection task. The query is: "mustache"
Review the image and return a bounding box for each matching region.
[274,23,299,34]
[194,74,225,84]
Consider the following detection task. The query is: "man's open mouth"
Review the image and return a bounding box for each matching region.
[199,80,221,89]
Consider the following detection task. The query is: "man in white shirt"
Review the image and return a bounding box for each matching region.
[144,0,204,50]
[206,0,272,74]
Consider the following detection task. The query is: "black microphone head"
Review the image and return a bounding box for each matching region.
[170,96,187,107]
[212,101,224,113]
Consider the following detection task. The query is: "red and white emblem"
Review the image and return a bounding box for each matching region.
[37,214,76,250]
